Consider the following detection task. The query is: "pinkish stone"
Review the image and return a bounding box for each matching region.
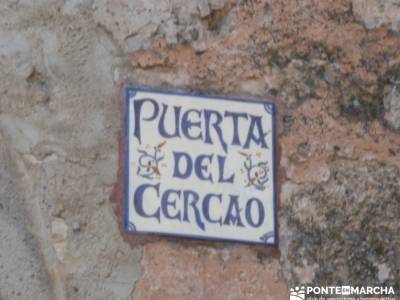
[134,241,288,300]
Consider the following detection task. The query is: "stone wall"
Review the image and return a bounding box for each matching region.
[0,0,399,299]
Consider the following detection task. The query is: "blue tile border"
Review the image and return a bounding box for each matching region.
[124,87,278,247]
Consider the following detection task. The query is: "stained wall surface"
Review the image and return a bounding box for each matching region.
[0,0,399,299]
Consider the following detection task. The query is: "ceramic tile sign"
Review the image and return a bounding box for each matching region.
[125,88,277,245]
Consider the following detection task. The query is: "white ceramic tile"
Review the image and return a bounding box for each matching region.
[125,88,277,245]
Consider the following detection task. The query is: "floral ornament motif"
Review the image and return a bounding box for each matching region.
[239,151,269,191]
[264,103,274,115]
[128,222,136,232]
[260,231,274,244]
[137,141,166,180]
